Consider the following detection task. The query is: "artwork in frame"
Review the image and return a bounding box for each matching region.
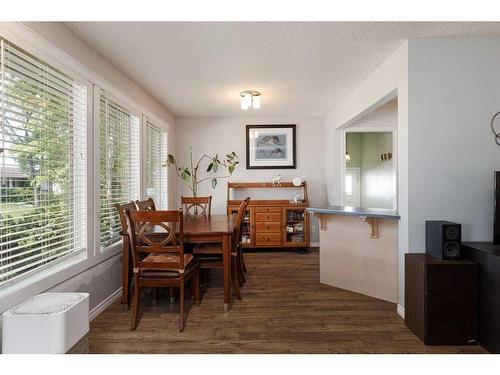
[246,125,296,169]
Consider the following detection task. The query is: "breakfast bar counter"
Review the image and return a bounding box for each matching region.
[307,206,400,303]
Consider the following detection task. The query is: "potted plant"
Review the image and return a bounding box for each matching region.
[166,145,239,197]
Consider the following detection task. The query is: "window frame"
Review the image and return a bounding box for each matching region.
[0,36,93,289]
[142,116,168,210]
[94,87,143,253]
[0,23,172,311]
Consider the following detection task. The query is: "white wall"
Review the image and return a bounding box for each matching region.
[348,98,398,129]
[325,38,500,312]
[325,42,409,309]
[407,38,500,250]
[359,132,394,209]
[175,117,326,242]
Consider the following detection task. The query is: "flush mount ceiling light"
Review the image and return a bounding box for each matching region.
[240,90,261,110]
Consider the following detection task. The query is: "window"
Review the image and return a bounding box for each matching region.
[0,38,87,285]
[99,91,140,248]
[144,118,168,209]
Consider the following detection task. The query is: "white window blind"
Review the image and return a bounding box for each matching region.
[144,119,168,209]
[99,91,140,248]
[0,38,87,286]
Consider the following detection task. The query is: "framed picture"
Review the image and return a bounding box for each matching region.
[246,124,296,169]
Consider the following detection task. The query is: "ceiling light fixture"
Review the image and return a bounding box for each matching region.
[240,90,261,110]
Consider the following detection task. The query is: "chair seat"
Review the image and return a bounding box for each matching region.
[193,243,223,255]
[141,253,194,271]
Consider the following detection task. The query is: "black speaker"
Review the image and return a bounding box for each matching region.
[426,220,462,260]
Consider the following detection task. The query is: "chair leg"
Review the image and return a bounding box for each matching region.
[231,255,241,300]
[237,252,246,285]
[169,287,175,304]
[204,268,211,283]
[241,250,248,273]
[179,279,185,332]
[193,267,201,305]
[130,276,140,331]
[121,244,130,305]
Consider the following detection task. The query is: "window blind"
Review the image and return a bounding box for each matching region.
[0,38,87,286]
[144,119,168,209]
[99,91,140,248]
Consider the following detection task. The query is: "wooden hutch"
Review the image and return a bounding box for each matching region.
[227,181,310,251]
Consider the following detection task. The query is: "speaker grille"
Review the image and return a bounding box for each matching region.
[445,226,460,240]
[444,241,461,259]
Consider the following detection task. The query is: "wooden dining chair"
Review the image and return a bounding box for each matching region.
[114,201,138,305]
[192,197,250,300]
[135,197,156,211]
[125,209,200,332]
[181,196,212,216]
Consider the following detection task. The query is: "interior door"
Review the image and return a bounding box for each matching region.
[344,167,361,207]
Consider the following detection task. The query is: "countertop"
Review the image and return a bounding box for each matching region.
[306,206,400,220]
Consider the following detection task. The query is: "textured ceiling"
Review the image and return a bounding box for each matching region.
[65,22,500,118]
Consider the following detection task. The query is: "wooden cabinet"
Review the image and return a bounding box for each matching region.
[463,242,500,353]
[227,181,310,250]
[405,254,478,345]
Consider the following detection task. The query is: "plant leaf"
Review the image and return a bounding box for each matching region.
[228,164,235,174]
[167,154,175,166]
[212,178,217,189]
[213,162,218,172]
[206,163,213,172]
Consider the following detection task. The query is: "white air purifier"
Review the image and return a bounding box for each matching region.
[2,292,89,354]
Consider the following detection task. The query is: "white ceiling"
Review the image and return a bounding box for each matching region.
[65,22,500,118]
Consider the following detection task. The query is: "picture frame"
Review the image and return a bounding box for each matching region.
[246,124,296,169]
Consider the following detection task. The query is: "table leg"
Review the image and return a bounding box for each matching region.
[223,233,231,312]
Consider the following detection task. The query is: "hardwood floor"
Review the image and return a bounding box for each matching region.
[89,249,486,353]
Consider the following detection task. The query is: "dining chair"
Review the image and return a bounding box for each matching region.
[181,196,212,216]
[114,201,138,305]
[192,197,250,300]
[125,209,200,332]
[135,197,156,211]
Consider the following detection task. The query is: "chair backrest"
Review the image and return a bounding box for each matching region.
[125,209,186,273]
[114,201,138,234]
[231,197,250,251]
[181,196,212,216]
[135,197,156,211]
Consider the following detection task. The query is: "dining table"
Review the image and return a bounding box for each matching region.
[122,214,236,312]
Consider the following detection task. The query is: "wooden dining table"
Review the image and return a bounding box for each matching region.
[122,214,236,312]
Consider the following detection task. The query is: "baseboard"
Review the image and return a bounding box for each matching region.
[397,304,405,319]
[310,242,319,248]
[89,287,122,321]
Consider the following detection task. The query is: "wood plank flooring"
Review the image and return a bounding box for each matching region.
[89,250,486,353]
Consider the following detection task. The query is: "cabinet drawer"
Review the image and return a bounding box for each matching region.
[255,212,281,222]
[256,233,282,246]
[255,207,282,213]
[256,222,282,233]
